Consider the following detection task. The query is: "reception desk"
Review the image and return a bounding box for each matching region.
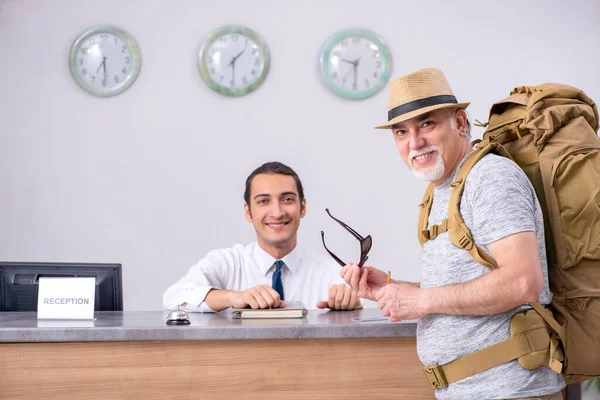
[0,309,433,399]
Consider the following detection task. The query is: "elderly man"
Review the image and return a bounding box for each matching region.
[341,68,564,399]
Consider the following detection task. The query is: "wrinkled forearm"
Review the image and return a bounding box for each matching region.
[392,279,420,288]
[422,267,537,316]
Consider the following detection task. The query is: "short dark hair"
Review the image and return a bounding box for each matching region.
[244,162,305,206]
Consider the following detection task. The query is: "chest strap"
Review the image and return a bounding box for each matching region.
[420,218,449,241]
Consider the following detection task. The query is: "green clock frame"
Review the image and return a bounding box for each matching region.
[198,25,271,97]
[319,28,392,100]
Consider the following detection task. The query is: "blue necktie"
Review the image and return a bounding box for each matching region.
[271,260,285,301]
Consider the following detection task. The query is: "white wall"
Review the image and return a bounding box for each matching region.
[0,0,598,311]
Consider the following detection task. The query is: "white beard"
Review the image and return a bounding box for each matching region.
[409,146,445,182]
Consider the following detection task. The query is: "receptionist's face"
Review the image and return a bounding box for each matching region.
[244,173,306,255]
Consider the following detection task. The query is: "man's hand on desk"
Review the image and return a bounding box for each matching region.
[316,284,362,311]
[235,285,286,309]
[202,285,286,311]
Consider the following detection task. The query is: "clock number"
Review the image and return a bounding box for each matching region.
[242,76,248,85]
[220,75,224,82]
[90,76,95,83]
[102,79,107,87]
[331,71,338,80]
[81,68,87,76]
[376,60,382,68]
[78,58,83,65]
[333,50,341,57]
[373,71,379,78]
[125,56,130,64]
[365,78,370,87]
[122,67,127,74]
[101,34,107,40]
[114,76,119,84]
[114,37,118,45]
[353,37,360,44]
[80,47,88,55]
[253,58,260,66]
[219,36,227,43]
[210,68,216,74]
[251,69,256,76]
[341,40,348,48]
[231,35,239,41]
[352,83,357,91]
[207,57,213,65]
[230,80,235,87]
[121,44,127,53]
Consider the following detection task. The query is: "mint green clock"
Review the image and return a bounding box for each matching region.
[320,29,392,100]
[198,25,271,97]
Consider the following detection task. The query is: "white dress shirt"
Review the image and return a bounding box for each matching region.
[163,243,346,312]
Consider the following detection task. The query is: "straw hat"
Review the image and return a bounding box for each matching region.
[375,68,470,129]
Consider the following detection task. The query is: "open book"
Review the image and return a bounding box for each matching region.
[231,301,308,319]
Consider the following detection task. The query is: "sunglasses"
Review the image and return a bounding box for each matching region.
[321,208,373,267]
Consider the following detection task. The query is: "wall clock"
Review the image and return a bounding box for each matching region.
[320,29,392,100]
[198,25,270,97]
[69,25,141,97]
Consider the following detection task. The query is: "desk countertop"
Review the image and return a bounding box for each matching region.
[0,309,416,343]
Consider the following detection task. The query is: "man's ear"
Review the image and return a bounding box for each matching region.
[244,202,253,223]
[300,198,307,218]
[455,109,468,137]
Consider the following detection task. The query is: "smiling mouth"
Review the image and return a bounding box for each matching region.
[411,151,436,164]
[266,221,290,228]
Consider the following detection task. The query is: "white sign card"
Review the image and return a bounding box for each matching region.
[37,277,96,320]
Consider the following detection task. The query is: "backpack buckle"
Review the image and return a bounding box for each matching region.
[423,365,448,389]
[458,233,473,250]
[430,225,438,239]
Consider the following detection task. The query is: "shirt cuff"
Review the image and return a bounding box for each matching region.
[167,285,217,312]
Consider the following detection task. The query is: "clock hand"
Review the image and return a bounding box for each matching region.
[352,58,361,89]
[96,57,105,74]
[229,43,248,67]
[341,59,355,64]
[341,65,354,86]
[102,56,107,81]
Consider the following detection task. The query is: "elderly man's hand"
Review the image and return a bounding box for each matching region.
[340,263,388,301]
[375,282,427,322]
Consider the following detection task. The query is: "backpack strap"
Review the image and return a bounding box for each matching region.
[417,184,435,246]
[528,301,566,374]
[422,325,552,389]
[447,145,502,270]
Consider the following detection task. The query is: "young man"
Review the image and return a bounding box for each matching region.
[164,161,361,312]
[341,68,564,399]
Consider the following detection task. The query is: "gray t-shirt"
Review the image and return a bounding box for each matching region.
[417,153,565,399]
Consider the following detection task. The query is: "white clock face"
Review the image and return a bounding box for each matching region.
[206,34,264,90]
[320,30,392,100]
[199,26,270,97]
[69,26,141,97]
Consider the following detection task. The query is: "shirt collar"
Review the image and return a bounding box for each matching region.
[252,242,301,275]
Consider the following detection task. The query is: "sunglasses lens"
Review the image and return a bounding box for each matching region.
[361,236,372,255]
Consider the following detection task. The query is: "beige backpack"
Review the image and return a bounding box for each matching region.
[417,84,600,389]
